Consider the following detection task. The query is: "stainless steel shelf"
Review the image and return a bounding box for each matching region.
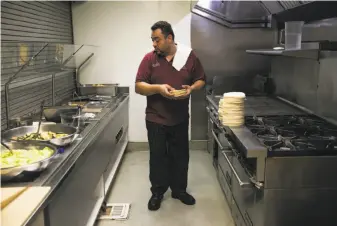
[246,41,337,60]
[246,48,319,59]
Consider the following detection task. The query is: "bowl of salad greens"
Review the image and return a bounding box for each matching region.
[1,142,58,181]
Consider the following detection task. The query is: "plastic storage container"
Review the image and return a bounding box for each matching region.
[285,21,304,50]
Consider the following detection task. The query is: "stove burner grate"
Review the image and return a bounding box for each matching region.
[245,114,337,156]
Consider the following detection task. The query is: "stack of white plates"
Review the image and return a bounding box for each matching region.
[218,92,246,127]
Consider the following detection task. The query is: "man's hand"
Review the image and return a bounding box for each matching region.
[135,82,175,98]
[173,85,192,99]
[158,84,175,99]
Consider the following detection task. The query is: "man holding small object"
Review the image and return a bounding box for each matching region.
[135,21,206,211]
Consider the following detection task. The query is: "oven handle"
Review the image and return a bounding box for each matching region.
[212,115,219,127]
[207,106,219,116]
[211,130,224,150]
[222,151,253,188]
[209,113,221,129]
[212,131,261,189]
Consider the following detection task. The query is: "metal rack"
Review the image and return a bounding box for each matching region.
[2,42,97,130]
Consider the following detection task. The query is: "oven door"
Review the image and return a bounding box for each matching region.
[231,154,256,226]
[216,133,233,203]
[214,133,258,226]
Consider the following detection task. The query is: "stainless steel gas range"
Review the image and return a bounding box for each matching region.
[206,95,305,171]
[206,95,337,226]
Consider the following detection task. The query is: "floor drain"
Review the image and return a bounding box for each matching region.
[98,203,131,220]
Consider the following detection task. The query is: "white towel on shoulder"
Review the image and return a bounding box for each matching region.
[172,42,192,71]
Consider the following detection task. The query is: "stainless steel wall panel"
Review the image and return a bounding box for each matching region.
[262,188,337,226]
[190,12,275,139]
[271,57,319,112]
[264,156,337,189]
[316,56,337,120]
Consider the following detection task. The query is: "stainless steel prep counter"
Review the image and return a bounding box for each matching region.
[2,93,130,226]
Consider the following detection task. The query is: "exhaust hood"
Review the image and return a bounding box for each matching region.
[192,1,337,29]
[192,0,271,28]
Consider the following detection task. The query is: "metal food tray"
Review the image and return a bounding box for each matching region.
[2,124,78,147]
[85,101,109,109]
[79,84,118,96]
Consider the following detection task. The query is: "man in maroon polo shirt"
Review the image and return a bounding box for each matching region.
[135,21,206,211]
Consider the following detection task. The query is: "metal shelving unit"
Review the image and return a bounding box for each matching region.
[2,41,97,130]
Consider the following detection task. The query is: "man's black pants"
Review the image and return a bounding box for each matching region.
[146,120,189,195]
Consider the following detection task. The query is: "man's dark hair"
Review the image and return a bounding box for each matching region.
[151,21,175,40]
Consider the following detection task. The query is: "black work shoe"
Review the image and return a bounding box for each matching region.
[172,192,196,205]
[148,194,163,211]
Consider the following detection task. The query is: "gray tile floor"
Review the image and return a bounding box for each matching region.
[96,150,234,226]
